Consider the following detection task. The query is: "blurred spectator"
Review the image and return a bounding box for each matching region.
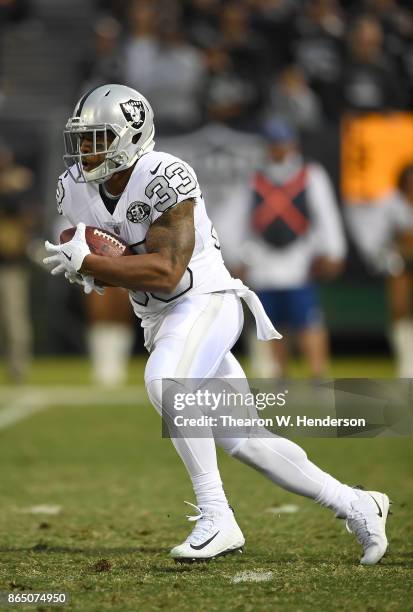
[291,0,345,121]
[205,1,270,128]
[340,14,407,113]
[78,16,123,93]
[360,0,413,107]
[121,0,206,133]
[237,119,346,377]
[347,163,413,376]
[0,0,32,105]
[249,0,298,68]
[0,142,34,382]
[217,1,270,73]
[144,22,207,133]
[122,0,160,97]
[184,0,221,49]
[204,46,259,128]
[265,64,323,132]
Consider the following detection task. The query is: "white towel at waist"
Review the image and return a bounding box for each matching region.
[229,279,282,341]
[134,279,282,351]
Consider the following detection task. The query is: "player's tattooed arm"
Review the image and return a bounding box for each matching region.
[80,200,195,292]
[145,199,195,286]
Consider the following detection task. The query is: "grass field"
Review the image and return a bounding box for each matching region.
[0,357,412,612]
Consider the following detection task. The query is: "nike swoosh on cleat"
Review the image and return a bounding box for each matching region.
[369,495,383,517]
[190,531,220,550]
[150,162,162,175]
[62,251,72,261]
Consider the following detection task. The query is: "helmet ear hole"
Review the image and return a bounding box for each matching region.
[132,133,142,145]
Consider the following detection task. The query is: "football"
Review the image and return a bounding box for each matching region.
[59,226,133,287]
[60,226,133,258]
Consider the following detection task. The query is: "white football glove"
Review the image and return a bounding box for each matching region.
[43,222,91,275]
[64,271,105,295]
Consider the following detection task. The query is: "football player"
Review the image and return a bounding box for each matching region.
[44,84,389,564]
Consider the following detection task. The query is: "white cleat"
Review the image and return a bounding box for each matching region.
[346,490,390,565]
[170,502,245,562]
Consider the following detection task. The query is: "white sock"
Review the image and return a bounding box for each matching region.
[147,379,228,509]
[192,470,229,510]
[88,322,134,386]
[315,473,359,518]
[230,435,357,517]
[169,436,228,509]
[391,319,413,377]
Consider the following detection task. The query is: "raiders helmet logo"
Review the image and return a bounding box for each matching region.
[120,99,146,129]
[127,201,151,223]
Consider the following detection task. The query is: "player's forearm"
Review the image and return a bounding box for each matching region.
[80,253,181,292]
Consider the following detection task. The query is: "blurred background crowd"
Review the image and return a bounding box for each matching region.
[0,0,413,384]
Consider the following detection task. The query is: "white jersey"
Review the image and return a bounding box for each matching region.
[56,150,281,348]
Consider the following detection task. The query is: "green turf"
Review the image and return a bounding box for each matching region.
[0,354,397,386]
[0,357,411,611]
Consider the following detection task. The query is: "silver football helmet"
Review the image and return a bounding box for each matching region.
[63,84,155,183]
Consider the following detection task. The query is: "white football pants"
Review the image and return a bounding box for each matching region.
[145,291,357,517]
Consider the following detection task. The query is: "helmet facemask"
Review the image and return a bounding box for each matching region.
[63,122,123,184]
[63,85,156,184]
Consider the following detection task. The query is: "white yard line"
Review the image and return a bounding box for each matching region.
[0,391,48,430]
[231,571,273,584]
[0,386,147,431]
[19,505,62,515]
[32,386,147,405]
[265,504,299,514]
